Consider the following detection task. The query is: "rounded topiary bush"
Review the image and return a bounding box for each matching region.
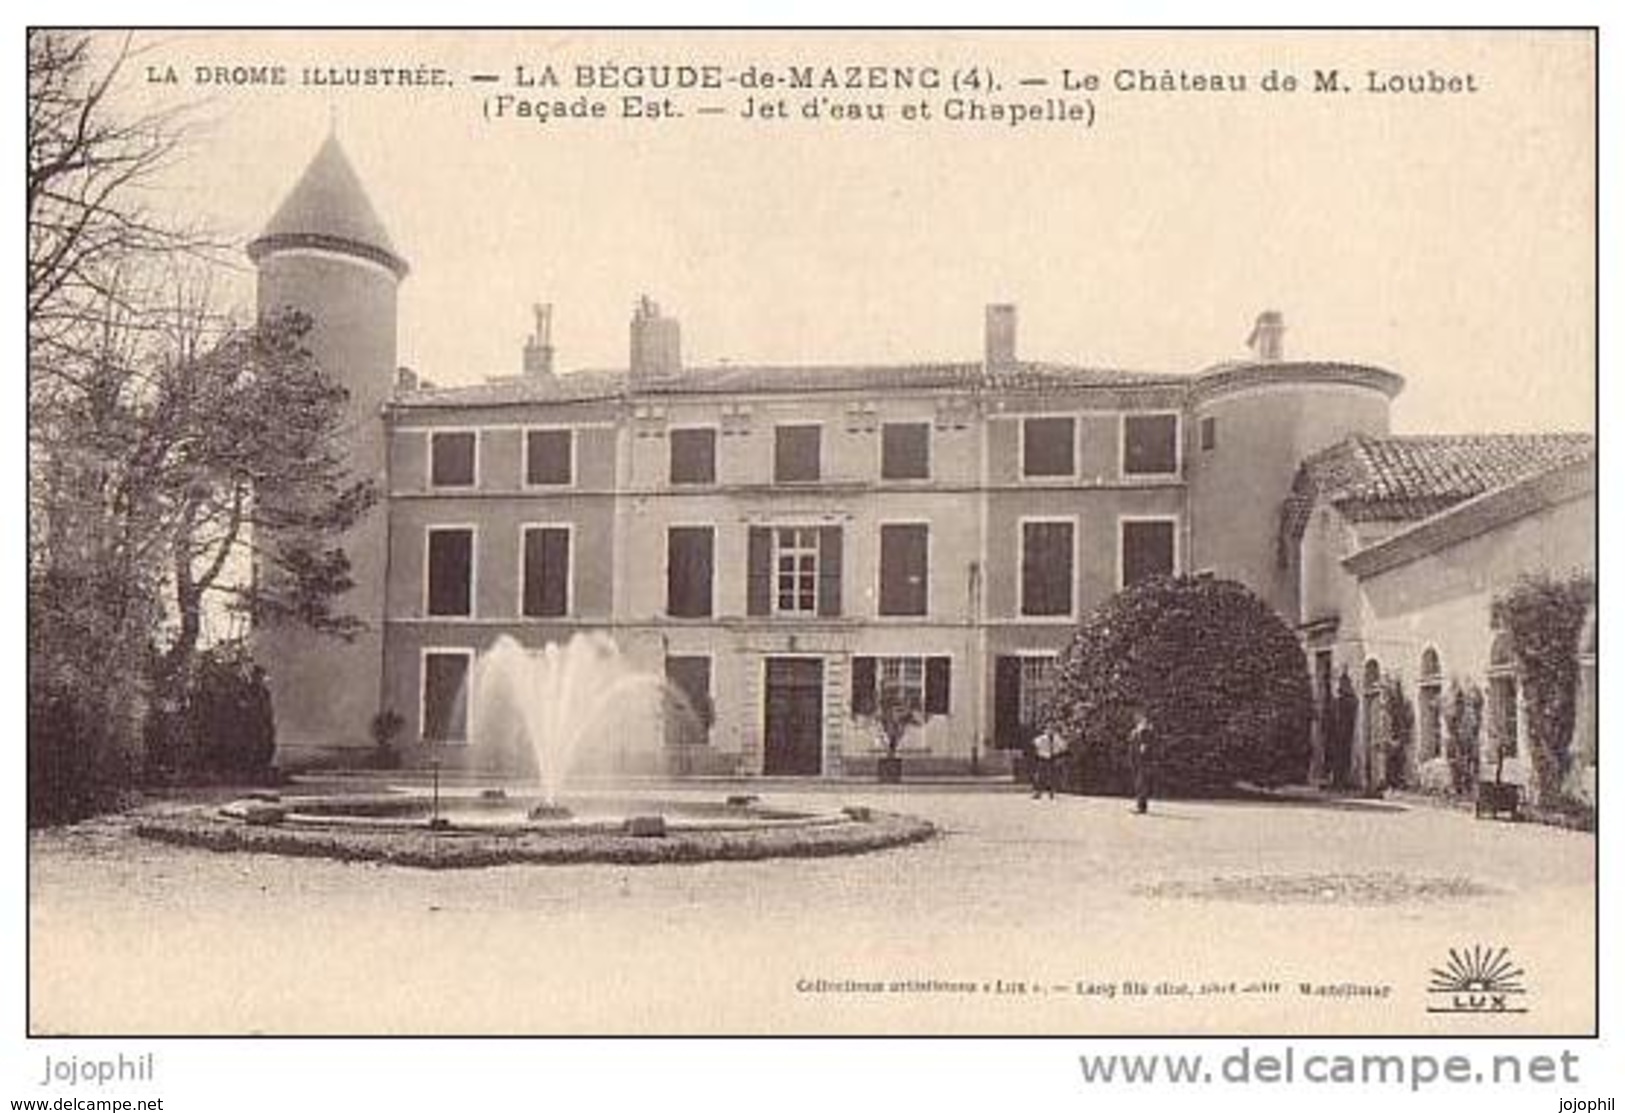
[1047,575,1312,796]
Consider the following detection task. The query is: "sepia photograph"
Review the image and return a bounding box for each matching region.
[22,23,1599,1062]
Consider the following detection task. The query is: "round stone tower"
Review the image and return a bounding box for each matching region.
[1183,311,1403,623]
[248,135,408,765]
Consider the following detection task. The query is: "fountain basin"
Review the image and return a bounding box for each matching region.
[135,789,936,868]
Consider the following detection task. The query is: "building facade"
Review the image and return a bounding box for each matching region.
[250,137,1591,787]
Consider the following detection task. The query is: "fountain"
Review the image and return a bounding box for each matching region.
[470,633,669,814]
[159,632,937,866]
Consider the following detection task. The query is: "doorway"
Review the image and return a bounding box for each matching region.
[763,657,824,775]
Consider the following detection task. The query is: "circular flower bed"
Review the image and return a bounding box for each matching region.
[134,793,935,868]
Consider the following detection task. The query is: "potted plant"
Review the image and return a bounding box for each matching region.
[875,682,923,784]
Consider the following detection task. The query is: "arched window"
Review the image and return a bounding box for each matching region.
[1418,648,1443,761]
[1487,630,1520,766]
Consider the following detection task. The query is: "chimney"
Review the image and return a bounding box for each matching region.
[985,303,1017,370]
[630,295,681,380]
[523,303,555,378]
[1246,310,1285,362]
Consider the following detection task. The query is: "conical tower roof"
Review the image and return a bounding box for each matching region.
[248,134,408,278]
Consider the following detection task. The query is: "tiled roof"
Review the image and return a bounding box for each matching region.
[1282,432,1595,541]
[388,359,1181,409]
[391,370,625,409]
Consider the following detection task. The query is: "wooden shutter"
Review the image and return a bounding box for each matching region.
[817,525,843,616]
[747,527,772,616]
[925,656,951,715]
[850,656,876,716]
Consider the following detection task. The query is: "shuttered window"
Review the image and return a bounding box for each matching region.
[881,422,930,480]
[774,425,821,483]
[525,429,573,486]
[426,528,473,617]
[669,428,716,485]
[666,527,715,618]
[1121,518,1176,588]
[1022,417,1075,478]
[878,524,929,616]
[1123,413,1179,476]
[429,431,476,488]
[1020,520,1074,616]
[521,526,570,617]
[748,525,841,616]
[850,655,951,716]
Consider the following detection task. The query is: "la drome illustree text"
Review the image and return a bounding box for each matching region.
[147,60,1480,97]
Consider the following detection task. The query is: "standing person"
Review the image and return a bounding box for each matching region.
[1129,710,1156,814]
[1030,726,1061,800]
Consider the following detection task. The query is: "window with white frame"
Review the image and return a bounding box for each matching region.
[421,650,471,742]
[1022,416,1075,478]
[429,431,476,488]
[774,527,820,614]
[525,428,573,486]
[426,527,474,617]
[1123,413,1179,476]
[1018,655,1057,728]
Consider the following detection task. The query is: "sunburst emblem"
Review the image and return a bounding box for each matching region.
[1426,945,1528,1013]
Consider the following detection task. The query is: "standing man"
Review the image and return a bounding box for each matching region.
[1129,710,1156,814]
[1030,726,1062,800]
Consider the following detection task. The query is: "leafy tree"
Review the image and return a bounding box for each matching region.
[1045,575,1312,796]
[1492,571,1595,805]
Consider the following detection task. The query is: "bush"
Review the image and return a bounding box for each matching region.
[1046,575,1312,796]
[28,567,151,825]
[146,641,276,783]
[190,642,276,778]
[1379,675,1415,790]
[1443,678,1484,794]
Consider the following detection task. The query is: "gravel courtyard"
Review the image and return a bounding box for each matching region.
[28,785,1595,1035]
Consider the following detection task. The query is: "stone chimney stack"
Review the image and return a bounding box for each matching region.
[985,303,1017,370]
[1247,309,1285,362]
[523,303,555,378]
[630,295,681,380]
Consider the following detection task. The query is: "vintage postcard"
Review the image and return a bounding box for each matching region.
[26,27,1596,1043]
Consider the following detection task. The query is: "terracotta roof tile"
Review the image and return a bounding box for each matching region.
[1282,432,1595,541]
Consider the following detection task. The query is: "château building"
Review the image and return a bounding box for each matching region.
[250,135,1594,790]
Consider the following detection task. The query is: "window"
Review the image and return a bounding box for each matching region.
[669,427,717,485]
[774,527,820,614]
[426,527,473,617]
[878,523,929,616]
[747,525,841,617]
[421,650,471,742]
[993,653,1056,749]
[1123,413,1180,476]
[1488,631,1521,760]
[1418,648,1443,761]
[525,428,573,486]
[429,431,476,488]
[1022,417,1075,478]
[520,526,570,618]
[774,424,821,483]
[1120,518,1177,587]
[1199,415,1217,451]
[881,422,930,480]
[666,527,715,618]
[1018,655,1057,729]
[850,655,951,716]
[1020,519,1074,617]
